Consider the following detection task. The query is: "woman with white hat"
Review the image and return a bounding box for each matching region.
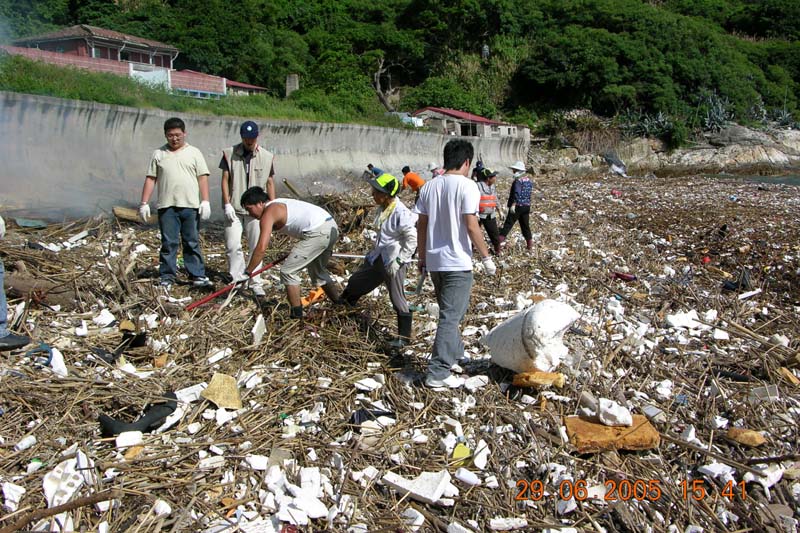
[499,160,534,251]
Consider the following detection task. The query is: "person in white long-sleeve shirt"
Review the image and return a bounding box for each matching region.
[339,173,418,347]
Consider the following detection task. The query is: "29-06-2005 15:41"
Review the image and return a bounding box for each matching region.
[515,478,748,502]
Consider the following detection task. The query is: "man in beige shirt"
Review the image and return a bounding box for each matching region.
[139,117,212,288]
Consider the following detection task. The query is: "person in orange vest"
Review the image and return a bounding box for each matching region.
[476,167,501,255]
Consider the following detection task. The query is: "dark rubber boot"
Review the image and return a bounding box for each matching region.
[290,306,303,319]
[526,239,533,250]
[388,312,413,348]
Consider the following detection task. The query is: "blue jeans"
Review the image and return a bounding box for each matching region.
[0,259,8,338]
[428,271,474,380]
[158,207,206,282]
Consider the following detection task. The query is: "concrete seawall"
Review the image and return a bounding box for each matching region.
[0,92,529,217]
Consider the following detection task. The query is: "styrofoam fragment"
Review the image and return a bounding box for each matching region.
[354,377,383,391]
[382,470,451,504]
[447,523,472,533]
[198,456,226,470]
[473,439,490,470]
[713,329,729,340]
[401,508,425,531]
[666,310,704,329]
[208,347,232,364]
[698,462,736,485]
[245,455,269,470]
[442,417,464,437]
[443,482,459,498]
[440,433,458,454]
[93,309,116,327]
[489,517,528,530]
[464,375,489,392]
[655,379,673,400]
[412,429,428,444]
[557,497,578,515]
[187,422,202,434]
[115,431,143,448]
[49,347,69,377]
[455,468,481,486]
[152,499,172,517]
[598,398,633,427]
[291,493,327,519]
[251,315,266,345]
[2,482,25,512]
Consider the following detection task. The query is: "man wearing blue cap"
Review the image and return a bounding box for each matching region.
[220,120,276,296]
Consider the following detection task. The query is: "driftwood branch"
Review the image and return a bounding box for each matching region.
[0,490,121,533]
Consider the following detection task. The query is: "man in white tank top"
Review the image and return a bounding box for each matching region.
[239,186,341,319]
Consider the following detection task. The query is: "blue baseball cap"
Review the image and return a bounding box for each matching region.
[240,121,259,139]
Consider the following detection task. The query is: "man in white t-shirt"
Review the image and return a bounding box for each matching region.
[139,117,212,289]
[239,186,341,319]
[414,139,497,388]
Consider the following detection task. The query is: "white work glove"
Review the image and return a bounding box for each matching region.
[481,256,497,276]
[199,201,211,220]
[223,203,237,223]
[386,257,402,278]
[509,204,516,215]
[234,271,251,289]
[138,203,151,223]
[0,215,5,239]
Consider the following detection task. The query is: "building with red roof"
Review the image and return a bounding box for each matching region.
[6,24,268,99]
[412,106,526,139]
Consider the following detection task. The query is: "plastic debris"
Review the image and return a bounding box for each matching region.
[382,470,451,504]
[482,299,580,373]
[201,373,243,410]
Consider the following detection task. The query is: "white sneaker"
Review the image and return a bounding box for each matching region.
[252,285,266,297]
[424,374,463,389]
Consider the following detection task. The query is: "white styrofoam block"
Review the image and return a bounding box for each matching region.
[481,299,580,373]
[251,315,266,345]
[2,482,25,512]
[245,455,269,471]
[489,517,528,530]
[598,398,633,427]
[382,470,451,504]
[473,440,490,470]
[455,468,481,486]
[115,431,143,448]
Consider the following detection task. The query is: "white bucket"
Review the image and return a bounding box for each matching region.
[481,299,579,373]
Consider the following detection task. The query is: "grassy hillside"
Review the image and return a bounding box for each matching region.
[0,55,403,127]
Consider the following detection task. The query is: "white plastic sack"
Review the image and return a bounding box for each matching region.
[481,299,579,373]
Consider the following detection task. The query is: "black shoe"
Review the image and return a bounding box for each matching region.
[290,306,303,319]
[0,333,31,351]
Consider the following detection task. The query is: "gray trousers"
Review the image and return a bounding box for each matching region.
[428,270,473,379]
[341,259,409,314]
